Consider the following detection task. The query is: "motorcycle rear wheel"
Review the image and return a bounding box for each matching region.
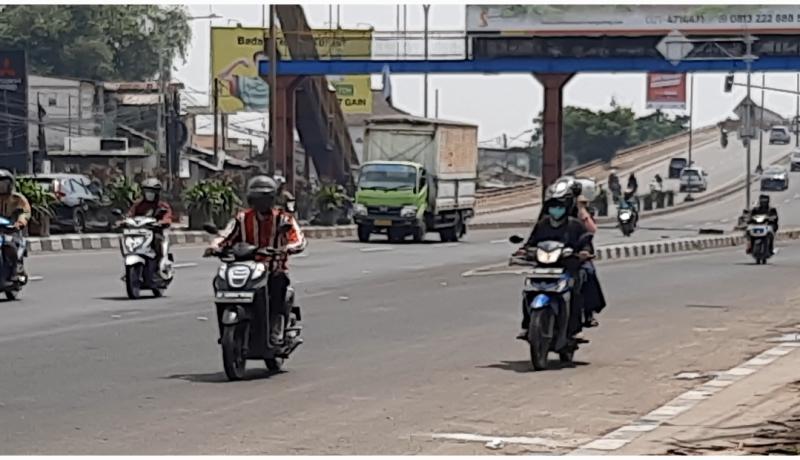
[528,309,553,371]
[222,326,247,381]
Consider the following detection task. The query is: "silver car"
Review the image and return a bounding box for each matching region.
[761,165,789,191]
[769,126,791,145]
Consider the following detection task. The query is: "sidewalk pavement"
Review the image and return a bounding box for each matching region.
[613,339,800,455]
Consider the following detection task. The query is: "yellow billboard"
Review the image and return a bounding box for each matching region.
[210,27,373,114]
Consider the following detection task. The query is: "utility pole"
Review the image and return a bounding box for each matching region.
[156,50,166,165]
[36,93,46,175]
[268,4,277,175]
[435,89,439,118]
[688,73,694,164]
[423,4,430,118]
[213,78,219,163]
[744,35,754,212]
[757,72,765,174]
[796,73,799,147]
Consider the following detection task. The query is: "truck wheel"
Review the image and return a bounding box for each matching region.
[439,227,457,242]
[412,222,426,243]
[357,225,371,243]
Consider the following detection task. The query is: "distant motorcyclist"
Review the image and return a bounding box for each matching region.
[746,194,779,255]
[515,186,591,340]
[274,175,295,212]
[128,178,173,263]
[649,174,663,193]
[0,170,30,281]
[608,171,621,203]
[627,172,639,195]
[209,175,307,344]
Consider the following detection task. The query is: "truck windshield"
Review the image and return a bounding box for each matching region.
[358,164,417,191]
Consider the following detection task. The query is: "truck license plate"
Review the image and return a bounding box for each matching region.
[374,219,392,227]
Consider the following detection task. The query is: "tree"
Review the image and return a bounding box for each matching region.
[532,105,688,167]
[0,5,191,81]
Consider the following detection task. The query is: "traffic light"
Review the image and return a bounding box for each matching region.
[724,74,734,93]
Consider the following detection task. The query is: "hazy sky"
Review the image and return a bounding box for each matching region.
[175,4,800,146]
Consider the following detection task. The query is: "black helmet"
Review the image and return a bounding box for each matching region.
[141,178,162,202]
[0,169,15,195]
[758,194,770,208]
[246,175,277,213]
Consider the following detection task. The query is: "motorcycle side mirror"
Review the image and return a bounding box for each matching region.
[286,200,296,213]
[111,208,123,217]
[203,223,220,235]
[509,235,524,245]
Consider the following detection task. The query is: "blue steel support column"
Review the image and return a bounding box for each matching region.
[535,73,574,195]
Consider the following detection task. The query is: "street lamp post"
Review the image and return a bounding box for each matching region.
[423,4,430,118]
[796,73,799,147]
[757,72,765,174]
[744,37,754,213]
[685,73,696,202]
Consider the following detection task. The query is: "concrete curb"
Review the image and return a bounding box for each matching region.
[462,227,800,276]
[27,227,359,254]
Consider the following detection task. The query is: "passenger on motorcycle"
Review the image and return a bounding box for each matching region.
[515,186,592,340]
[746,194,779,255]
[0,170,30,281]
[128,178,173,262]
[208,175,307,344]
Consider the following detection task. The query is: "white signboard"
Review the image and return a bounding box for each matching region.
[466,5,800,34]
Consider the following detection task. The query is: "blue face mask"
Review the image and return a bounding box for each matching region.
[548,206,566,220]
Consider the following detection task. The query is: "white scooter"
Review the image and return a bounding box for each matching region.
[114,209,174,298]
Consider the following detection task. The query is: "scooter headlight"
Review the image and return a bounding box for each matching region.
[217,264,227,279]
[619,210,632,220]
[251,263,266,280]
[536,248,561,264]
[754,215,766,223]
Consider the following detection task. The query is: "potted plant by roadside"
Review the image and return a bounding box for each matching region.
[16,178,56,237]
[183,179,242,230]
[104,176,141,227]
[312,184,346,226]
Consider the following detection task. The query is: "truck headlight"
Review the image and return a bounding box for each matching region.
[400,206,418,218]
[354,203,367,216]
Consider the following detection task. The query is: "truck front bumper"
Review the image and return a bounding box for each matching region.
[354,215,419,230]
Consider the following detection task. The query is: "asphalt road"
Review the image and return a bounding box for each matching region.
[475,138,795,227]
[3,224,800,453]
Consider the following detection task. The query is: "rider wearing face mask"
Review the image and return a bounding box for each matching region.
[128,178,173,262]
[515,186,591,340]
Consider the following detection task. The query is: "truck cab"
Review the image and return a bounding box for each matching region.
[354,115,478,244]
[353,161,428,243]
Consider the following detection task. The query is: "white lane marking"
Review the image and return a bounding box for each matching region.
[432,243,461,248]
[571,337,800,454]
[425,432,587,449]
[360,247,394,253]
[29,275,44,282]
[173,263,198,269]
[490,239,508,245]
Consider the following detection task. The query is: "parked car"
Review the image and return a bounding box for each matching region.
[20,174,113,233]
[679,166,708,193]
[790,148,800,171]
[760,165,789,191]
[668,157,688,179]
[769,126,791,145]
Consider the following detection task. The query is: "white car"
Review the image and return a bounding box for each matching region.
[790,148,800,172]
[679,166,708,193]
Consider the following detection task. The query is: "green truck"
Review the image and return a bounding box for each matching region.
[353,115,478,243]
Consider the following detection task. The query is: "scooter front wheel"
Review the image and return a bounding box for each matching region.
[265,357,284,372]
[528,309,553,371]
[125,265,143,299]
[222,325,247,381]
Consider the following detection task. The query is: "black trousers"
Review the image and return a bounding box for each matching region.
[268,272,291,327]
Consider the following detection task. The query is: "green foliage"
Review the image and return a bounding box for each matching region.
[314,183,346,213]
[0,5,191,81]
[16,178,56,219]
[533,105,688,167]
[183,179,242,222]
[105,176,141,211]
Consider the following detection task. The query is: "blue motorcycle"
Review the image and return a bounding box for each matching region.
[510,236,586,371]
[0,216,27,300]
